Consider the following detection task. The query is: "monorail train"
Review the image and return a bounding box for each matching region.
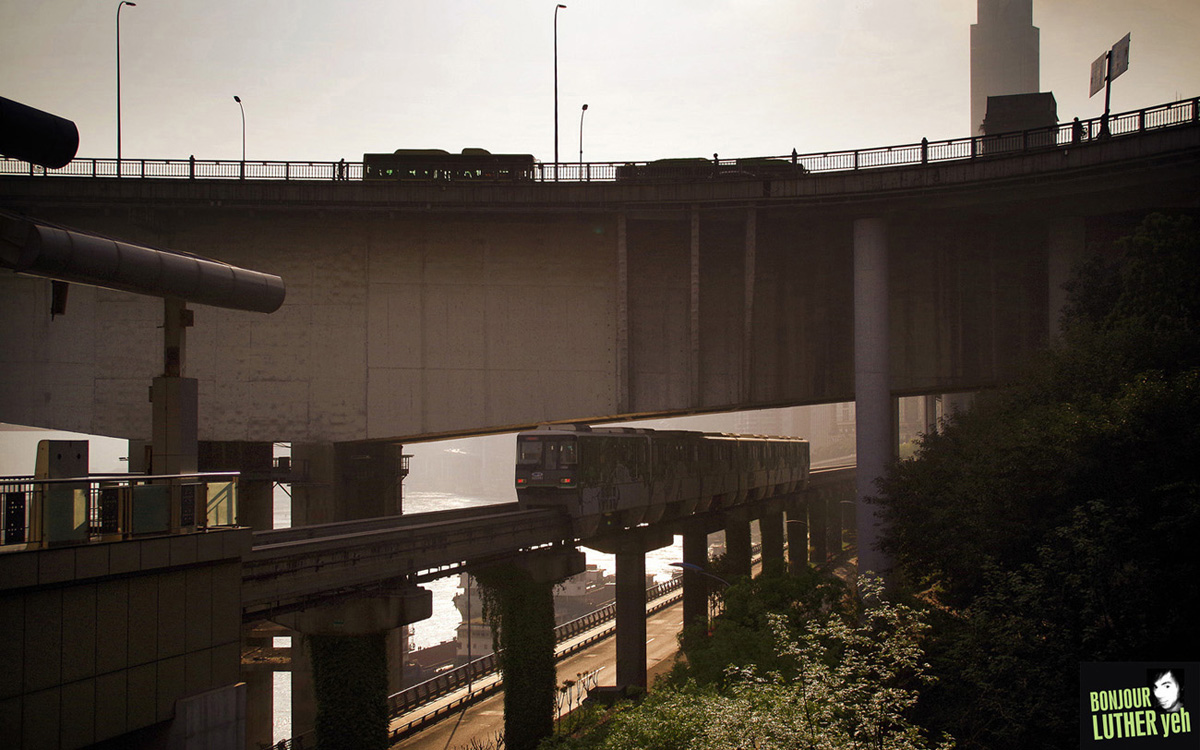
[514,424,809,536]
[363,148,537,181]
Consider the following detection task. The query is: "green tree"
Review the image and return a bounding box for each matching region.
[668,563,850,689]
[871,213,1200,749]
[589,577,950,750]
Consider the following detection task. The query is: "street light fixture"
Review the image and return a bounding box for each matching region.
[233,95,245,178]
[116,1,136,173]
[669,561,731,587]
[554,3,566,179]
[670,562,730,623]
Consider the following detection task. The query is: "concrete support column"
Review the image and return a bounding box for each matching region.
[690,205,702,408]
[742,207,757,402]
[617,212,630,413]
[334,441,405,519]
[291,442,336,527]
[758,501,785,572]
[923,394,940,434]
[199,441,274,531]
[723,507,753,579]
[291,441,406,526]
[808,489,828,563]
[291,634,317,740]
[475,548,586,750]
[150,297,198,477]
[243,667,274,749]
[1048,216,1086,341]
[277,588,433,748]
[681,520,710,627]
[307,632,389,749]
[853,216,893,577]
[589,526,673,692]
[786,494,809,571]
[615,537,648,690]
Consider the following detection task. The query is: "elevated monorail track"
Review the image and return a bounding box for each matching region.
[241,465,854,621]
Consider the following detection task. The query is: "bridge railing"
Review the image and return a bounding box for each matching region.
[3,97,1196,185]
[385,575,682,720]
[0,471,239,548]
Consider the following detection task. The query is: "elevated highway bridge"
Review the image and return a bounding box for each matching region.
[3,98,1198,448]
[2,97,1198,750]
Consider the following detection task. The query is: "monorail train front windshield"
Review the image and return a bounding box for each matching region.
[516,435,578,488]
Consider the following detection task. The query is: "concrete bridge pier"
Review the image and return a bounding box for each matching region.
[723,507,753,579]
[272,587,432,747]
[807,488,829,563]
[680,519,711,627]
[758,499,786,572]
[853,216,893,578]
[474,547,586,750]
[785,493,809,571]
[290,441,406,526]
[198,441,274,531]
[589,527,674,691]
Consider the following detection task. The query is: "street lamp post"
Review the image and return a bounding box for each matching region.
[579,103,588,162]
[554,3,566,180]
[116,1,136,174]
[579,103,588,180]
[670,562,731,623]
[234,95,245,178]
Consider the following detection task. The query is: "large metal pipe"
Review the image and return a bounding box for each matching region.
[0,96,80,169]
[0,216,284,313]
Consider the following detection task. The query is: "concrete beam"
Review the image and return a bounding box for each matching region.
[272,587,433,636]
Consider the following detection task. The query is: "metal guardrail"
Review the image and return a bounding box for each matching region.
[386,575,682,720]
[0,471,239,549]
[3,98,1196,184]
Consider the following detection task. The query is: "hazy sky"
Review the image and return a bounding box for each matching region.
[2,1,1199,164]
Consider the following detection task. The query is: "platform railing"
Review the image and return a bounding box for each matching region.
[0,471,239,549]
[3,98,1196,184]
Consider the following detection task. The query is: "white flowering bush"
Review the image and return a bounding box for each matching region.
[587,576,952,750]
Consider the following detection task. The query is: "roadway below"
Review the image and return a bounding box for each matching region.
[389,595,685,750]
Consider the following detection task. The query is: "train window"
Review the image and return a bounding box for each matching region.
[518,440,543,465]
[543,440,578,469]
[560,441,578,465]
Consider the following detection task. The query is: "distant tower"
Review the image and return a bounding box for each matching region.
[970,0,1040,134]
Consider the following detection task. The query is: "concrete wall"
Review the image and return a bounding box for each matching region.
[0,204,1104,444]
[0,528,251,749]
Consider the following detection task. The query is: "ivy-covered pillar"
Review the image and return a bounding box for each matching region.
[475,547,586,750]
[308,633,388,750]
[274,587,432,750]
